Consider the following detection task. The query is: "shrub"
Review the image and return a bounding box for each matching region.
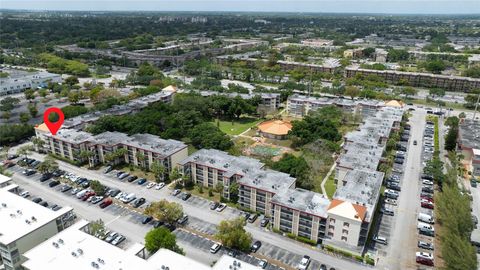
[296,236,317,246]
[365,256,375,265]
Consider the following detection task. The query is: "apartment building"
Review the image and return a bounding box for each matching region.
[192,90,281,110]
[343,48,364,59]
[22,219,258,270]
[0,71,62,96]
[41,130,187,173]
[0,178,75,270]
[458,119,480,176]
[345,66,480,92]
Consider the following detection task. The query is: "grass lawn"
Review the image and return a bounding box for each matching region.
[324,173,337,199]
[411,98,470,111]
[212,117,262,136]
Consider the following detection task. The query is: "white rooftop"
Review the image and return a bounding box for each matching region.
[0,184,72,245]
[212,255,261,270]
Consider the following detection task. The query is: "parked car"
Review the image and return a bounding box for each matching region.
[210,201,219,210]
[298,255,311,270]
[181,193,191,201]
[416,252,434,266]
[132,197,146,208]
[177,214,189,225]
[107,189,121,198]
[60,184,72,192]
[104,166,113,174]
[421,199,434,209]
[384,198,397,206]
[40,201,49,207]
[23,169,36,176]
[172,189,181,196]
[413,140,418,145]
[116,171,124,177]
[418,240,434,250]
[49,180,60,187]
[419,227,435,237]
[112,234,125,246]
[70,188,82,195]
[210,243,221,254]
[81,191,96,201]
[99,198,113,209]
[373,235,388,245]
[121,193,136,203]
[20,190,30,198]
[142,215,153,224]
[137,178,147,185]
[163,223,176,231]
[250,240,262,252]
[32,197,42,203]
[91,196,104,204]
[105,232,118,243]
[380,207,394,216]
[258,260,268,269]
[216,203,227,212]
[421,186,434,194]
[422,179,434,186]
[260,218,270,227]
[248,213,258,223]
[384,189,399,199]
[152,220,164,228]
[155,182,165,190]
[146,182,155,189]
[119,173,129,179]
[127,175,138,182]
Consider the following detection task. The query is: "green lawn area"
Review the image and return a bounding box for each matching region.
[324,173,337,199]
[411,98,470,111]
[211,117,262,136]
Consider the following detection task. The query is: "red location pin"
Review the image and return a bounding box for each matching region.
[43,107,64,135]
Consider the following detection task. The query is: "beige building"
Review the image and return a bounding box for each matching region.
[458,119,480,176]
[0,177,75,270]
[344,48,364,59]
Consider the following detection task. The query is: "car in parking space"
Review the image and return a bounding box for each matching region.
[163,223,176,231]
[258,259,268,269]
[112,234,125,246]
[177,214,189,225]
[152,220,164,228]
[23,169,36,176]
[137,178,147,185]
[210,201,219,210]
[216,203,227,212]
[99,198,113,208]
[39,173,53,182]
[419,227,435,237]
[60,184,72,192]
[386,182,401,191]
[250,240,262,252]
[416,252,434,266]
[127,175,138,182]
[420,194,434,202]
[422,179,434,186]
[71,187,82,195]
[418,240,434,250]
[320,264,327,270]
[260,218,270,227]
[20,190,30,198]
[3,161,15,168]
[51,205,62,211]
[121,193,136,203]
[384,198,397,206]
[421,174,433,180]
[119,173,130,179]
[105,232,118,243]
[91,196,104,204]
[132,197,146,208]
[81,191,96,201]
[298,255,311,270]
[155,182,165,190]
[104,166,113,174]
[142,215,153,224]
[413,140,417,145]
[48,180,60,188]
[172,189,181,196]
[40,201,49,207]
[384,189,399,199]
[30,160,41,168]
[421,199,434,209]
[80,179,90,188]
[421,186,434,193]
[107,189,121,197]
[146,182,155,189]
[373,235,388,245]
[394,158,404,164]
[181,193,191,201]
[116,171,124,177]
[210,243,221,254]
[380,207,394,216]
[248,213,258,223]
[7,154,18,160]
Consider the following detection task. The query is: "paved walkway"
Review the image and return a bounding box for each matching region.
[320,163,336,196]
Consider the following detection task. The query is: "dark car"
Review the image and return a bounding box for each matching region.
[52,170,65,177]
[30,160,41,168]
[242,212,251,220]
[422,186,434,194]
[250,240,262,252]
[260,218,270,227]
[3,161,15,168]
[386,182,401,191]
[137,178,147,185]
[23,169,37,176]
[104,166,113,174]
[248,214,258,223]
[152,220,164,228]
[75,177,88,185]
[127,175,138,182]
[394,158,404,165]
[49,180,60,187]
[61,185,72,192]
[132,197,146,208]
[40,173,53,182]
[108,189,121,198]
[162,223,176,232]
[142,215,153,224]
[181,193,191,201]
[210,201,219,210]
[116,171,124,177]
[177,214,189,225]
[80,179,90,188]
[32,197,43,203]
[40,201,49,207]
[7,154,18,160]
[421,174,434,181]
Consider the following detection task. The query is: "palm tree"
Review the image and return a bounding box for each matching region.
[37,156,59,174]
[31,137,45,152]
[16,145,33,159]
[151,161,166,183]
[136,152,146,168]
[79,150,95,167]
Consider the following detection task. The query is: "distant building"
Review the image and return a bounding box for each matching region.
[0,177,75,270]
[374,48,388,63]
[343,48,364,59]
[301,39,334,47]
[458,119,480,176]
[191,90,281,110]
[0,71,62,96]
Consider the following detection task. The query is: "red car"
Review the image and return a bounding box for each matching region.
[420,195,434,203]
[421,200,434,209]
[81,191,96,201]
[416,256,434,266]
[99,198,113,209]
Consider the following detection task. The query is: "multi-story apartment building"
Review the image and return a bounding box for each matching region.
[22,219,258,270]
[41,130,188,173]
[345,66,480,92]
[458,119,480,176]
[0,177,75,270]
[192,90,281,110]
[343,48,364,58]
[0,71,62,96]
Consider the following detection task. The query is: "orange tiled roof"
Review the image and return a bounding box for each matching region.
[258,120,292,136]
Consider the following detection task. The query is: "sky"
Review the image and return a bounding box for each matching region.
[1,0,479,14]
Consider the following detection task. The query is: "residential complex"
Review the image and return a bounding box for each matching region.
[345,66,480,92]
[0,176,76,270]
[187,90,281,110]
[21,219,258,270]
[0,71,62,96]
[458,119,480,176]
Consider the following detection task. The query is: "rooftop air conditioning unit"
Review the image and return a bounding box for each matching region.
[52,242,59,248]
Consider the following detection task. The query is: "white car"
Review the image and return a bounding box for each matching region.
[146,182,155,189]
[20,191,30,198]
[298,255,311,270]
[210,243,221,253]
[216,203,227,212]
[155,182,165,190]
[373,235,388,245]
[416,251,433,261]
[384,198,397,205]
[422,179,434,186]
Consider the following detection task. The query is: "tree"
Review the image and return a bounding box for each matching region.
[0,124,35,146]
[425,59,446,74]
[90,180,106,196]
[0,97,20,112]
[189,123,233,151]
[16,145,33,159]
[31,137,45,150]
[459,112,466,119]
[144,227,183,254]
[272,153,312,190]
[27,103,38,118]
[19,112,30,123]
[151,161,166,182]
[145,200,183,224]
[215,218,252,252]
[38,88,48,98]
[24,89,36,102]
[68,91,80,104]
[401,86,417,99]
[169,167,181,183]
[344,85,360,100]
[90,219,106,239]
[429,88,445,97]
[65,76,79,86]
[37,156,59,174]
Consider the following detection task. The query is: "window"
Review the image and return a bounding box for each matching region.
[328,225,335,230]
[342,229,349,235]
[343,222,350,228]
[330,218,335,224]
[341,236,348,242]
[328,232,334,237]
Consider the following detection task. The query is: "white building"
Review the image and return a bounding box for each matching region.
[0,177,75,270]
[0,71,62,96]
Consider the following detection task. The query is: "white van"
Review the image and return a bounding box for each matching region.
[121,193,136,203]
[418,213,434,224]
[75,189,88,199]
[417,222,434,232]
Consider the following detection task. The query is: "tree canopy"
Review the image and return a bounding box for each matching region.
[144,227,183,254]
[215,218,252,252]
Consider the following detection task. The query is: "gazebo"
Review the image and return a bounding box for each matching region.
[257,119,292,140]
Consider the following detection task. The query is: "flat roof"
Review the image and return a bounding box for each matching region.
[0,184,73,245]
[127,134,187,157]
[47,128,94,144]
[238,168,296,194]
[23,220,254,270]
[271,188,331,218]
[459,119,480,150]
[212,255,261,270]
[0,174,12,186]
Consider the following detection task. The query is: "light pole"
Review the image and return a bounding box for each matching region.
[473,92,480,120]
